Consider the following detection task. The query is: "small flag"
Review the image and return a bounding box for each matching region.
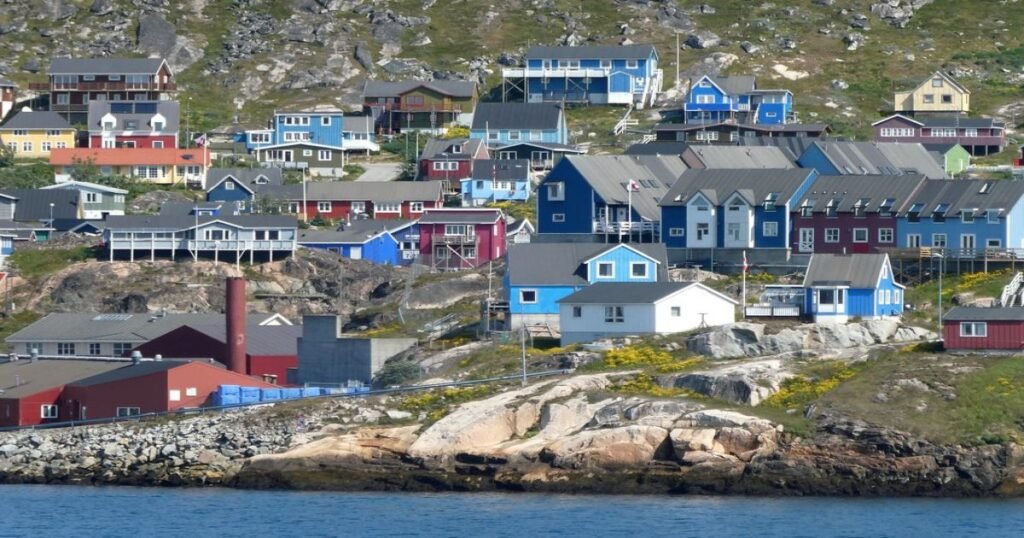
[743,251,749,273]
[627,179,640,192]
[193,133,208,147]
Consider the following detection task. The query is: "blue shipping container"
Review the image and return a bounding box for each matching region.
[282,388,302,399]
[300,388,320,398]
[219,384,241,395]
[214,393,241,406]
[240,387,261,404]
[261,389,282,401]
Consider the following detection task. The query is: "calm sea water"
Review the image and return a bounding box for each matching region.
[3,485,1024,537]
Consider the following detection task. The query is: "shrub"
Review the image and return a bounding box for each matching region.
[612,373,703,399]
[761,369,857,409]
[373,360,421,388]
[603,346,704,373]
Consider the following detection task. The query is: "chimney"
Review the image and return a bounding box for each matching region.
[226,277,247,375]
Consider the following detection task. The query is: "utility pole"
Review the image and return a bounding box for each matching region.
[520,326,527,386]
[675,32,680,90]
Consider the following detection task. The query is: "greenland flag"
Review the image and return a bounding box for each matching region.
[193,134,208,147]
[627,179,640,192]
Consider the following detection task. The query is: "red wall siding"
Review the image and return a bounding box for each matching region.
[943,320,1024,350]
[303,200,441,221]
[791,213,898,254]
[0,398,20,428]
[88,134,178,149]
[419,217,507,268]
[419,159,472,180]
[0,387,64,427]
[62,372,169,420]
[248,355,297,386]
[167,362,277,408]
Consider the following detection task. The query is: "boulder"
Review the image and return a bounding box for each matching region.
[540,425,669,470]
[670,359,793,405]
[686,31,721,49]
[90,0,114,15]
[669,428,717,453]
[687,322,765,359]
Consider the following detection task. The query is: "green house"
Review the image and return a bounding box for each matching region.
[923,143,971,177]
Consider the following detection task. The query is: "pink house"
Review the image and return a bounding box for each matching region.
[418,208,506,270]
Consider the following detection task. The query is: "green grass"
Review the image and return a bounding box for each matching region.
[905,269,1013,329]
[8,246,93,280]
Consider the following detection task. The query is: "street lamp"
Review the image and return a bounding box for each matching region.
[933,251,944,333]
[48,202,54,225]
[186,96,192,149]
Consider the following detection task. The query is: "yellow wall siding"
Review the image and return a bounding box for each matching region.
[893,76,969,113]
[2,129,76,159]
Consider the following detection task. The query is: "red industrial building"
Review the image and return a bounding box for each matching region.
[0,359,125,428]
[943,306,1024,351]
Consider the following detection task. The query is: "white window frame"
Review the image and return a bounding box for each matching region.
[907,234,921,248]
[625,60,638,69]
[932,233,947,248]
[169,390,181,402]
[40,405,58,419]
[376,203,401,213]
[57,342,75,356]
[878,228,894,243]
[225,181,235,191]
[547,182,565,201]
[671,306,681,317]
[552,213,565,222]
[762,221,778,237]
[852,228,869,243]
[409,202,424,213]
[630,262,648,279]
[596,261,615,279]
[604,305,625,323]
[117,407,141,417]
[824,228,840,243]
[321,116,331,126]
[669,228,684,237]
[318,150,332,161]
[317,201,332,213]
[351,201,366,214]
[959,321,987,338]
[572,306,582,318]
[520,289,537,304]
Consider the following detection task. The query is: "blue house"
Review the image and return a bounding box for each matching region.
[243,110,378,173]
[802,253,904,323]
[896,179,1024,254]
[297,219,420,265]
[244,110,345,152]
[684,75,793,126]
[460,159,531,206]
[536,155,687,242]
[205,168,297,213]
[470,103,569,146]
[659,169,818,250]
[501,44,662,108]
[504,242,668,329]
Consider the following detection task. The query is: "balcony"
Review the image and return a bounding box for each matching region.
[28,81,177,92]
[593,220,658,234]
[503,67,611,79]
[438,234,477,245]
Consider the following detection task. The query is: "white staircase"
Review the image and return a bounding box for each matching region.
[613,104,638,136]
[1000,272,1024,306]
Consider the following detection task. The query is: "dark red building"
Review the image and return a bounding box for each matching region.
[791,174,926,254]
[872,114,1007,157]
[418,208,506,270]
[29,58,176,122]
[0,359,126,427]
[300,181,443,221]
[417,138,489,192]
[86,101,180,149]
[943,306,1024,351]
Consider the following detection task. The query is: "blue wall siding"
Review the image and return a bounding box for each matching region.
[797,145,839,175]
[896,217,1005,249]
[537,159,594,235]
[757,103,787,125]
[508,284,582,315]
[301,234,400,265]
[586,246,659,282]
[661,206,686,248]
[461,179,530,203]
[754,206,788,248]
[207,180,253,203]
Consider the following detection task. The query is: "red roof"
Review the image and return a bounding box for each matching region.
[50,148,211,167]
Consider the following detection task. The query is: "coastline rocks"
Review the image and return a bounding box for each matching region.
[668,359,793,405]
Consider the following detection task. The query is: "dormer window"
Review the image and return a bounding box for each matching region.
[907,202,924,222]
[987,209,1001,224]
[879,198,895,217]
[825,198,841,218]
[694,199,709,212]
[452,144,462,154]
[254,175,269,185]
[979,182,993,194]
[102,120,115,130]
[125,120,138,130]
[853,198,869,218]
[961,210,975,224]
[933,203,950,223]
[153,121,164,131]
[763,192,778,212]
[800,199,815,218]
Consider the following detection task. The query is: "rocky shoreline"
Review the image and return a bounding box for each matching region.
[2,375,1022,497]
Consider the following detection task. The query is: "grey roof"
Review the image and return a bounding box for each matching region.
[342,115,374,133]
[919,117,1003,129]
[86,100,179,133]
[557,155,688,221]
[807,141,904,175]
[921,143,967,154]
[493,141,584,153]
[49,57,168,75]
[558,282,730,304]
[0,189,79,221]
[305,181,442,203]
[507,242,669,286]
[297,219,414,244]
[661,169,813,207]
[175,323,302,356]
[41,180,129,195]
[419,137,486,161]
[803,253,890,288]
[255,183,303,200]
[0,79,14,87]
[0,111,72,131]
[524,44,656,60]
[158,201,229,216]
[66,360,193,388]
[0,358,127,399]
[685,145,795,169]
[471,103,562,131]
[206,168,284,193]
[0,220,48,240]
[797,174,927,213]
[418,208,502,224]
[737,136,824,163]
[362,79,477,98]
[6,312,282,344]
[874,142,949,179]
[104,214,297,231]
[469,159,530,181]
[653,122,829,134]
[692,75,756,96]
[624,142,688,156]
[943,306,1024,322]
[897,179,1024,217]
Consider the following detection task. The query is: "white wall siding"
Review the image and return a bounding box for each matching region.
[653,286,735,333]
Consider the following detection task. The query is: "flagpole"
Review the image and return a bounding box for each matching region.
[627,181,633,244]
[742,250,747,319]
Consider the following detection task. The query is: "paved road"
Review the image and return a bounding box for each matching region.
[355,163,404,182]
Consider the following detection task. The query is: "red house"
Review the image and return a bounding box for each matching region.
[417,138,489,191]
[872,114,1006,157]
[86,100,180,149]
[943,306,1024,351]
[792,174,926,254]
[62,360,278,422]
[135,323,301,385]
[0,358,125,427]
[418,208,506,270]
[29,57,176,122]
[300,181,443,221]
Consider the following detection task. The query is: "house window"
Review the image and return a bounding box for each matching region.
[475,180,485,190]
[410,202,424,213]
[604,306,625,323]
[24,343,43,355]
[318,150,332,161]
[671,306,681,317]
[225,181,235,190]
[547,182,565,201]
[153,141,164,149]
[56,94,69,105]
[317,201,332,213]
[800,206,813,218]
[41,142,52,152]
[113,343,132,357]
[987,239,1001,249]
[572,306,582,318]
[879,228,894,243]
[907,234,921,248]
[597,262,614,278]
[695,130,719,141]
[696,223,710,240]
[932,234,947,248]
[321,116,331,126]
[57,343,75,356]
[817,288,845,306]
[965,128,978,138]
[625,60,638,69]
[825,228,840,243]
[303,149,313,157]
[942,94,953,104]
[40,405,58,419]
[520,289,537,304]
[600,60,612,69]
[250,132,271,144]
[529,130,542,141]
[488,132,499,141]
[376,203,400,213]
[432,161,458,171]
[669,228,684,237]
[117,407,141,417]
[351,201,366,214]
[463,246,477,259]
[961,210,974,223]
[508,131,521,141]
[169,390,181,402]
[930,128,956,138]
[923,94,935,104]
[894,289,902,305]
[22,142,32,152]
[763,221,778,237]
[89,343,101,356]
[853,228,868,243]
[630,262,648,279]
[932,78,944,87]
[960,322,987,337]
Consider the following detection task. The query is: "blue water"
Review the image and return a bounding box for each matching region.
[3,485,1024,537]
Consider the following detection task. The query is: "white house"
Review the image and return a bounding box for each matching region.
[41,180,129,219]
[557,281,737,345]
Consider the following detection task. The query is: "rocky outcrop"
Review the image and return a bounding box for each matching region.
[687,321,936,360]
[667,359,794,405]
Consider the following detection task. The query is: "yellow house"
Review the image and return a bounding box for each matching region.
[0,110,76,160]
[893,71,970,114]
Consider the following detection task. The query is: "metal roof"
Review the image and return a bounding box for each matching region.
[660,169,813,207]
[874,143,949,179]
[558,281,735,305]
[418,208,502,224]
[737,136,825,163]
[342,115,374,133]
[469,159,530,181]
[919,116,1002,129]
[0,358,128,399]
[624,142,688,156]
[654,122,830,134]
[685,145,795,169]
[171,323,302,356]
[49,57,169,75]
[471,103,563,131]
[0,111,72,131]
[362,79,477,98]
[493,141,583,152]
[304,181,442,203]
[65,360,192,387]
[524,44,656,60]
[86,100,179,133]
[40,180,129,195]
[297,219,414,244]
[419,138,486,161]
[802,253,892,289]
[0,189,79,222]
[6,312,283,344]
[103,214,297,231]
[943,306,1024,322]
[690,75,756,96]
[556,155,687,221]
[896,179,1024,217]
[0,79,14,87]
[808,141,901,175]
[206,168,284,193]
[921,143,967,154]
[507,242,669,286]
[797,174,927,213]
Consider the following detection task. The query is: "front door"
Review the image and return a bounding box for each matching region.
[799,228,814,252]
[349,246,362,260]
[615,207,628,223]
[960,234,976,257]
